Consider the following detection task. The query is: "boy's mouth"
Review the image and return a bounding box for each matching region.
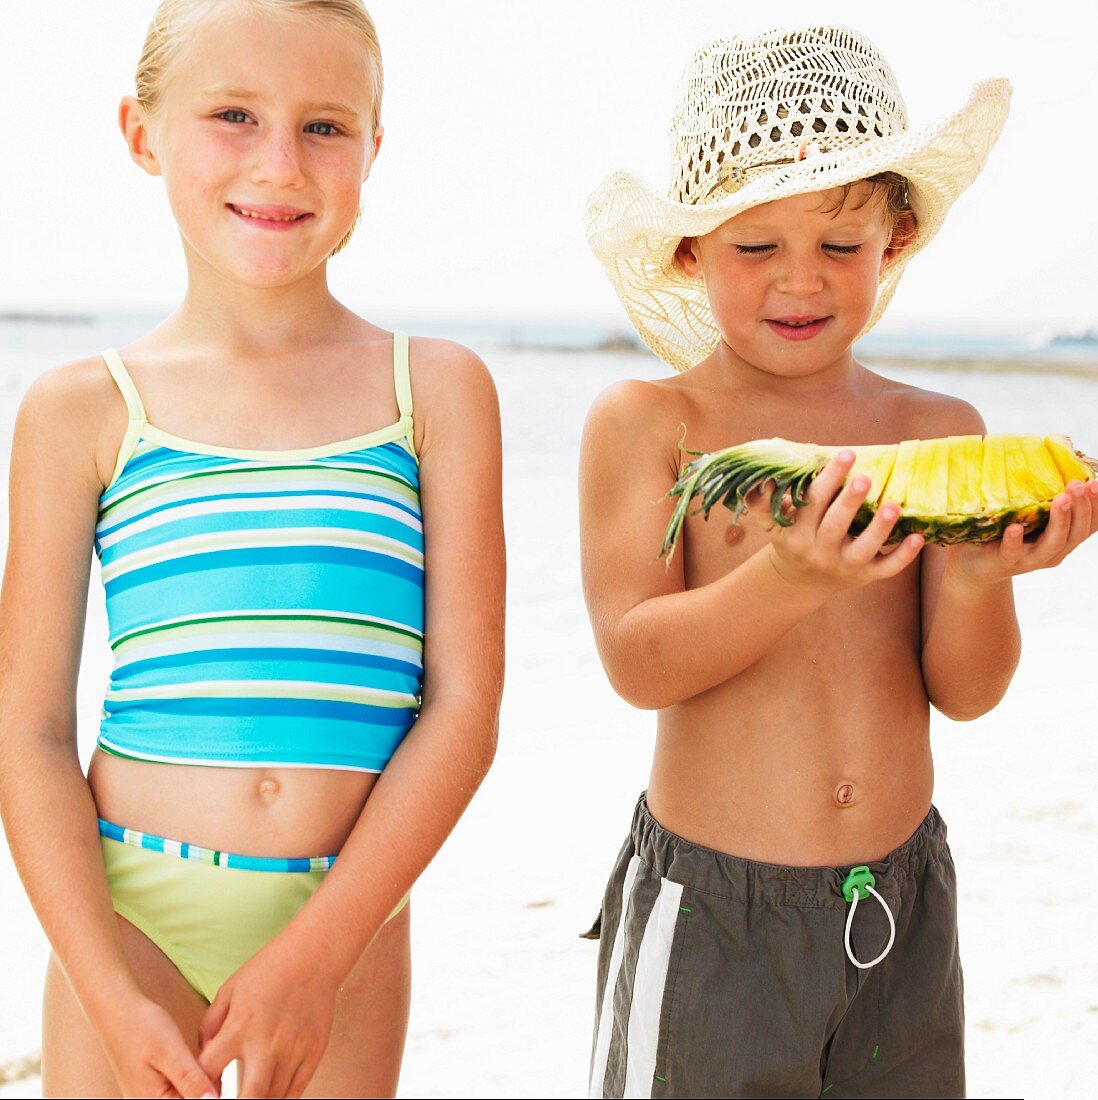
[227,203,314,229]
[765,315,830,341]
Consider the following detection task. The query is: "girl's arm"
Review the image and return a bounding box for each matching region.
[197,341,505,1098]
[0,363,217,1098]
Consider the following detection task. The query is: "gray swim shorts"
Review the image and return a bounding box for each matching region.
[586,795,964,1099]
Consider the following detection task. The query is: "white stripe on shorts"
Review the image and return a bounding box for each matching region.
[589,854,642,1098]
[623,877,684,1097]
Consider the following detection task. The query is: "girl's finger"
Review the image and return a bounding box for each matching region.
[239,1054,273,1100]
[870,532,924,579]
[816,472,872,547]
[160,1045,218,1100]
[845,501,900,563]
[198,993,232,1050]
[197,1030,236,1084]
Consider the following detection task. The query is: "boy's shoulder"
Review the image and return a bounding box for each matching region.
[867,372,987,438]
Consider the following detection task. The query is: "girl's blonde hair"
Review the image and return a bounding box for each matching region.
[135,0,382,255]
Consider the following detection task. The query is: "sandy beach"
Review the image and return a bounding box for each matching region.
[0,341,1095,1099]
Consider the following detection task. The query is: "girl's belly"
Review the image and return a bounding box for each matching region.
[87,749,376,856]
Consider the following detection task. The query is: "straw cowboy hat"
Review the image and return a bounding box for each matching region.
[585,25,1012,372]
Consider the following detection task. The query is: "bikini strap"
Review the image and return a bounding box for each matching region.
[100,348,147,423]
[392,332,418,461]
[392,332,413,419]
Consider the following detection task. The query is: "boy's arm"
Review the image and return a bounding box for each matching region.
[579,382,919,710]
[920,403,1097,720]
[918,403,1022,721]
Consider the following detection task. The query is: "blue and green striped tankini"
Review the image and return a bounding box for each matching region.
[93,337,424,773]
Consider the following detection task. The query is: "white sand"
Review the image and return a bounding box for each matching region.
[0,345,1095,1099]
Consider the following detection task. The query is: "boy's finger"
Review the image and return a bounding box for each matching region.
[871,533,924,578]
[1034,493,1072,560]
[804,451,856,516]
[1064,484,1092,549]
[845,501,900,563]
[817,473,871,546]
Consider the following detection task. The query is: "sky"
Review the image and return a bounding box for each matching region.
[1,0,1095,334]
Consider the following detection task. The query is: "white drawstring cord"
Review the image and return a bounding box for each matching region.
[844,884,896,970]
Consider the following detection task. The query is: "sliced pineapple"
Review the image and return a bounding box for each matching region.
[947,435,984,515]
[662,432,1097,557]
[1045,434,1096,485]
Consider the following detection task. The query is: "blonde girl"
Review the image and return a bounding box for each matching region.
[0,1,504,1096]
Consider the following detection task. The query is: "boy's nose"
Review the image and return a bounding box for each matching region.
[774,257,825,297]
[250,129,307,189]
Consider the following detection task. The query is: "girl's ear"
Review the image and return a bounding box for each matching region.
[119,96,162,177]
[674,236,701,277]
[880,212,917,273]
[364,125,384,181]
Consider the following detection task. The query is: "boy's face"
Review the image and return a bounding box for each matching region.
[676,184,906,377]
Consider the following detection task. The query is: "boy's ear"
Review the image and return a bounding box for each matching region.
[674,236,702,278]
[119,96,161,177]
[880,212,917,273]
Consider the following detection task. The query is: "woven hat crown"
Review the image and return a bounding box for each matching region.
[671,26,909,205]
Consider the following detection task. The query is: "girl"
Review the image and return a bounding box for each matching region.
[0,2,505,1097]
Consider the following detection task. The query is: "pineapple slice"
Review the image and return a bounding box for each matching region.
[947,435,984,514]
[906,438,950,516]
[1005,436,1064,502]
[847,444,897,506]
[1044,434,1095,485]
[881,439,919,508]
[981,435,1010,509]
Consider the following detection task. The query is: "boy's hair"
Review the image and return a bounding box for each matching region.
[822,171,915,237]
[135,0,384,135]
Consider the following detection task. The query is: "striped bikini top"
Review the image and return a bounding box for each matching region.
[94,336,424,773]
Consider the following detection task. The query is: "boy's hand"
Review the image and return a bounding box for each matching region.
[754,450,924,592]
[946,478,1098,590]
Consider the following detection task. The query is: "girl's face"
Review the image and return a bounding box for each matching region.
[125,9,380,289]
[677,185,908,379]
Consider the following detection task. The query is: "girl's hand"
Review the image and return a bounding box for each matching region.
[947,479,1098,589]
[196,942,339,1099]
[755,450,924,592]
[101,994,218,1099]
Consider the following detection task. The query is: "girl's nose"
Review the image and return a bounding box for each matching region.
[250,129,307,189]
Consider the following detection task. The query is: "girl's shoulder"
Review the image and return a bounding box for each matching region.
[401,336,499,463]
[14,353,127,491]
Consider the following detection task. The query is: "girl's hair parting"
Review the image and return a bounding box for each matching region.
[135,0,384,133]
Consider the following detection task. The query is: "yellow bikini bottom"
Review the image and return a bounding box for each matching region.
[101,832,409,1002]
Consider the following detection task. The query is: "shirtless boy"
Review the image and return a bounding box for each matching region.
[579,27,1096,1099]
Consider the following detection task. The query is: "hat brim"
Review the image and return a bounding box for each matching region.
[585,77,1012,372]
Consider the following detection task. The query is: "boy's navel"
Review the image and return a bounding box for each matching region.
[835,782,857,807]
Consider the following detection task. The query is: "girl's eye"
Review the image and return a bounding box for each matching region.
[735,244,774,254]
[824,244,862,254]
[215,109,251,124]
[306,121,343,137]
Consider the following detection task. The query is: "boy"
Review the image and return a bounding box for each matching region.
[580,26,1096,1099]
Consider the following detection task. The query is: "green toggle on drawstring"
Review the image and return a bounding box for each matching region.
[841,866,896,970]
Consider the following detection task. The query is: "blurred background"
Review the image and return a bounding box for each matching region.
[0,1,1095,1097]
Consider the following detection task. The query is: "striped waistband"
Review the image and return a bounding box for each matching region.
[97,817,337,873]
